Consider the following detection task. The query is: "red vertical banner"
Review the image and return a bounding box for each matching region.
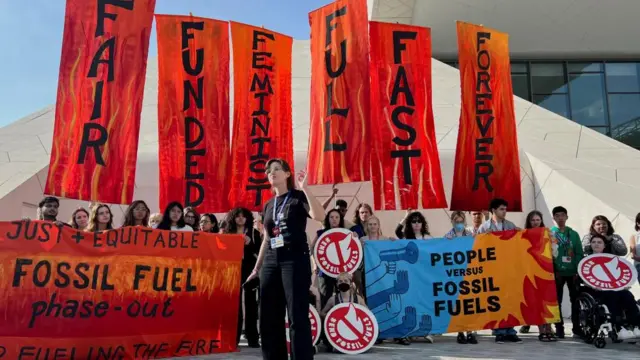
[307,0,371,185]
[156,15,230,213]
[45,0,156,204]
[229,22,293,211]
[369,22,447,210]
[451,22,522,211]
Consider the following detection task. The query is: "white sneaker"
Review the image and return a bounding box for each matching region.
[424,335,435,343]
[633,327,640,337]
[618,328,634,340]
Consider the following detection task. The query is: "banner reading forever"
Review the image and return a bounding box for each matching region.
[363,228,559,337]
[0,221,243,358]
[307,0,371,185]
[451,21,522,211]
[156,15,231,213]
[369,21,447,210]
[229,22,293,211]
[45,0,156,204]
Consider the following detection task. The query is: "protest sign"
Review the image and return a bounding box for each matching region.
[363,228,559,337]
[313,228,363,278]
[324,303,378,355]
[0,221,243,358]
[579,253,637,291]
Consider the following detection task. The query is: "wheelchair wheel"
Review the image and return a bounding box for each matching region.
[577,293,599,343]
[594,337,606,349]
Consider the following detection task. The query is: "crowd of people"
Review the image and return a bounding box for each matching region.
[27,157,640,358]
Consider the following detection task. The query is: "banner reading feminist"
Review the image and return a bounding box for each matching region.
[451,22,522,211]
[307,0,371,185]
[363,228,559,337]
[156,15,230,213]
[45,0,156,204]
[369,21,447,210]
[229,22,293,211]
[0,220,243,358]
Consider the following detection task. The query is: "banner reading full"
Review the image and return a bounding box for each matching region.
[45,0,155,204]
[0,220,243,358]
[451,22,521,211]
[369,21,447,210]
[364,228,559,337]
[156,15,230,213]
[307,0,370,185]
[229,22,293,211]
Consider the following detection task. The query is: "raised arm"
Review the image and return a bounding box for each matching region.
[321,186,338,210]
[298,171,325,223]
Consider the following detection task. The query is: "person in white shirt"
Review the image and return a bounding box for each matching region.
[153,202,193,232]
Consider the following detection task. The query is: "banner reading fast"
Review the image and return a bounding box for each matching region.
[156,15,231,213]
[451,22,522,211]
[229,22,293,211]
[364,228,559,337]
[369,21,447,210]
[45,0,155,204]
[0,220,243,358]
[307,0,371,185]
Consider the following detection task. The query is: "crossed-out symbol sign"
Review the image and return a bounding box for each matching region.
[578,253,637,291]
[324,303,378,355]
[313,228,363,278]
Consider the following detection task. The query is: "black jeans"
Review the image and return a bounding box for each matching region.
[555,274,580,331]
[260,247,313,360]
[237,267,259,345]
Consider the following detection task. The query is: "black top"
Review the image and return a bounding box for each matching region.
[243,228,263,269]
[262,189,310,251]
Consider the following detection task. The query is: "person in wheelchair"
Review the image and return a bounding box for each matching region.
[578,234,640,341]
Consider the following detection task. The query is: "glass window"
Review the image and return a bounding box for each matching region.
[531,63,567,94]
[511,63,528,74]
[588,127,609,136]
[511,73,530,100]
[533,94,570,118]
[568,73,607,126]
[606,63,640,92]
[568,62,603,73]
[608,93,640,128]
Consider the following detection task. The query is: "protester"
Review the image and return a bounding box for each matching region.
[581,215,627,256]
[38,196,64,224]
[244,158,324,360]
[312,208,345,308]
[628,212,640,283]
[321,187,354,229]
[69,207,89,230]
[351,203,373,238]
[148,213,162,228]
[477,198,522,344]
[87,204,114,232]
[200,213,220,233]
[122,200,150,227]
[154,202,193,231]
[398,211,432,240]
[224,207,261,348]
[361,215,388,241]
[469,211,485,234]
[550,206,583,339]
[183,207,200,231]
[321,185,339,209]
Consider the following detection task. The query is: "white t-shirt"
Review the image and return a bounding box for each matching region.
[152,224,193,232]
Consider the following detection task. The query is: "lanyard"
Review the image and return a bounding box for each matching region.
[273,192,291,226]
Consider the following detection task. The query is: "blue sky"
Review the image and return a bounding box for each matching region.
[0,0,330,127]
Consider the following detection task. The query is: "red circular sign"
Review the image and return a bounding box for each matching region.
[323,303,378,355]
[286,305,321,353]
[578,253,638,291]
[313,228,363,278]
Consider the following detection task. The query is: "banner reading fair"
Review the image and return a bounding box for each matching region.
[156,15,231,213]
[45,0,155,204]
[363,228,559,337]
[369,21,447,210]
[307,0,371,185]
[451,22,522,211]
[0,221,243,358]
[229,22,293,211]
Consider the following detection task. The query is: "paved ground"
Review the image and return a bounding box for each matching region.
[171,329,640,360]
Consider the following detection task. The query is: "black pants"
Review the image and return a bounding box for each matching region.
[317,274,336,309]
[260,247,313,360]
[591,289,640,327]
[555,274,580,331]
[237,279,259,345]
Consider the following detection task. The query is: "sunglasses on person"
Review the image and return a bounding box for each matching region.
[411,219,422,224]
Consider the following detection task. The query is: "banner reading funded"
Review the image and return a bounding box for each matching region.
[45,0,156,204]
[156,15,231,213]
[229,22,293,211]
[369,21,447,210]
[307,0,371,185]
[451,22,522,211]
[363,228,559,337]
[0,221,243,358]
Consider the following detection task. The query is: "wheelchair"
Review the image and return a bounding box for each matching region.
[576,290,640,348]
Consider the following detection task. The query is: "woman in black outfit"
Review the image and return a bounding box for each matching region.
[224,207,262,348]
[245,158,325,360]
[311,209,345,309]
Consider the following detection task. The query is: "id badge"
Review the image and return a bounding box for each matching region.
[270,235,284,249]
[562,256,572,263]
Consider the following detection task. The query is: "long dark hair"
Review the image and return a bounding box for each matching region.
[324,209,345,230]
[635,212,640,232]
[266,158,295,191]
[525,210,545,229]
[589,215,614,236]
[224,207,254,234]
[403,211,429,239]
[200,213,219,233]
[122,200,150,227]
[352,203,373,227]
[183,207,200,230]
[157,202,186,230]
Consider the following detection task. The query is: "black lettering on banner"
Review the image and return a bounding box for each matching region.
[134,342,170,359]
[175,339,220,356]
[246,30,275,206]
[181,21,207,207]
[473,31,494,191]
[133,265,197,292]
[323,6,349,152]
[12,259,114,291]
